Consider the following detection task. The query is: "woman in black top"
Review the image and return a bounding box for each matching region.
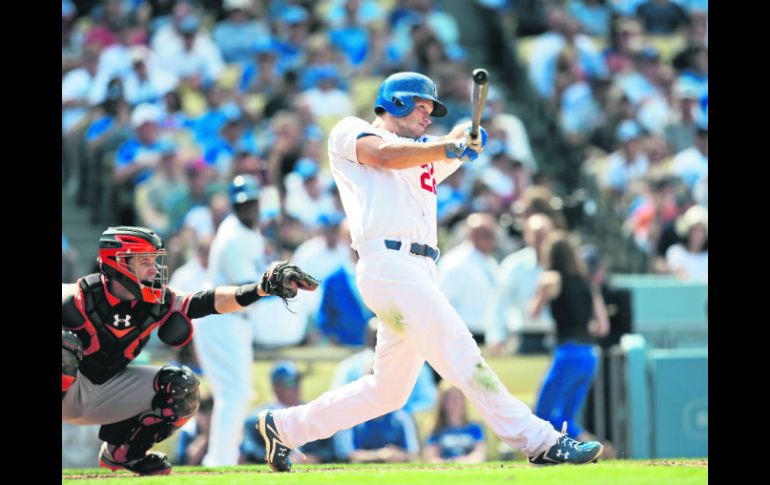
[529,231,609,441]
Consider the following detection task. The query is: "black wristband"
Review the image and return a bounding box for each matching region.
[235,282,262,306]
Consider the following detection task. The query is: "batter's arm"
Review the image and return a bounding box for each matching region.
[356,135,460,170]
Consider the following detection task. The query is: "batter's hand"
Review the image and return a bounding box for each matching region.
[464,125,488,153]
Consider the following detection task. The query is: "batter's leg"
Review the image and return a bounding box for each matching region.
[272,321,425,449]
[356,255,560,458]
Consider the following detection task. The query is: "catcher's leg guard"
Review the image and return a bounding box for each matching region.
[98,365,200,475]
[62,330,83,400]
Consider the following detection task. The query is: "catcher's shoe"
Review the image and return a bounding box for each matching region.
[256,410,293,472]
[528,422,604,465]
[98,443,172,476]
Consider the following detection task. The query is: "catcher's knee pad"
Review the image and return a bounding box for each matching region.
[152,364,201,424]
[62,330,83,398]
[98,365,200,462]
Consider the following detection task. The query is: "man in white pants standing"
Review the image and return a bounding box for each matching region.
[195,174,266,466]
[256,72,604,471]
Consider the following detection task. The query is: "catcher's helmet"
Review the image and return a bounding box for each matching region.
[229,174,260,206]
[98,226,168,304]
[374,72,447,118]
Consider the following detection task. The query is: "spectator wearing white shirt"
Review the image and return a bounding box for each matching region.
[665,205,707,281]
[284,158,338,229]
[605,120,649,195]
[152,13,224,88]
[438,213,500,344]
[301,67,355,118]
[490,213,556,355]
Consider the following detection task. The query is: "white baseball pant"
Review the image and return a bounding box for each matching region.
[273,239,560,457]
[193,312,254,466]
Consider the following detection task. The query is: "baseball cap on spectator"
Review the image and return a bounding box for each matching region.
[486,139,507,158]
[446,44,466,61]
[130,45,151,64]
[674,79,700,100]
[222,104,242,124]
[294,158,319,179]
[617,18,642,35]
[178,14,201,35]
[157,140,177,156]
[487,86,502,103]
[235,138,260,155]
[131,103,162,128]
[675,205,708,238]
[317,65,339,82]
[318,212,345,228]
[615,120,642,142]
[251,36,275,55]
[271,361,301,387]
[281,5,308,25]
[224,0,251,10]
[579,244,603,278]
[62,0,76,18]
[637,47,660,63]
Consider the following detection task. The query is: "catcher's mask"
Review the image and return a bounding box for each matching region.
[98,226,169,304]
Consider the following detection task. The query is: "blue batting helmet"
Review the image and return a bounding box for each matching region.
[229,174,260,205]
[374,72,447,118]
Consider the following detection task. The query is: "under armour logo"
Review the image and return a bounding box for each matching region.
[112,314,132,329]
[556,450,569,459]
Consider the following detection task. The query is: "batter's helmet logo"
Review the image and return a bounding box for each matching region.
[112,314,132,329]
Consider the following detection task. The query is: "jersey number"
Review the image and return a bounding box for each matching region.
[420,164,436,194]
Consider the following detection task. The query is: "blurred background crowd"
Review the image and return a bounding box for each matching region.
[62,0,707,468]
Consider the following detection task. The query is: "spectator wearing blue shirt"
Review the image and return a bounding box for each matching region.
[272,5,311,73]
[239,38,282,95]
[329,0,372,68]
[202,107,259,178]
[113,103,168,224]
[114,103,166,187]
[213,0,272,65]
[334,409,420,463]
[318,244,374,346]
[424,387,487,463]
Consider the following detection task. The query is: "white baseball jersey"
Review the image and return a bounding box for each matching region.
[272,114,562,461]
[196,212,266,466]
[328,116,463,249]
[208,213,266,287]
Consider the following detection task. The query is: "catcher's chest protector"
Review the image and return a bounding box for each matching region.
[73,274,171,384]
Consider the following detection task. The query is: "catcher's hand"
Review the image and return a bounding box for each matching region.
[261,261,320,303]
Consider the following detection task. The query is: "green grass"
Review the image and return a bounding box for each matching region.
[62,460,708,484]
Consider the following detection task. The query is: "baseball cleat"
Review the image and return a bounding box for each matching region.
[257,410,293,472]
[528,422,604,465]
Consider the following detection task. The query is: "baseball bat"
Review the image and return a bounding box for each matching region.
[470,68,490,139]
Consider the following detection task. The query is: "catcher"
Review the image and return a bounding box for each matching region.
[61,225,319,476]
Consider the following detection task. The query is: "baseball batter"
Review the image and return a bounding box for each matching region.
[61,225,318,476]
[256,72,604,471]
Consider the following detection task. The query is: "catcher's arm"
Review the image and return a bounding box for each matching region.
[183,262,319,317]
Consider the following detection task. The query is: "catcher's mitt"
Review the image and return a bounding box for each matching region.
[261,261,319,304]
